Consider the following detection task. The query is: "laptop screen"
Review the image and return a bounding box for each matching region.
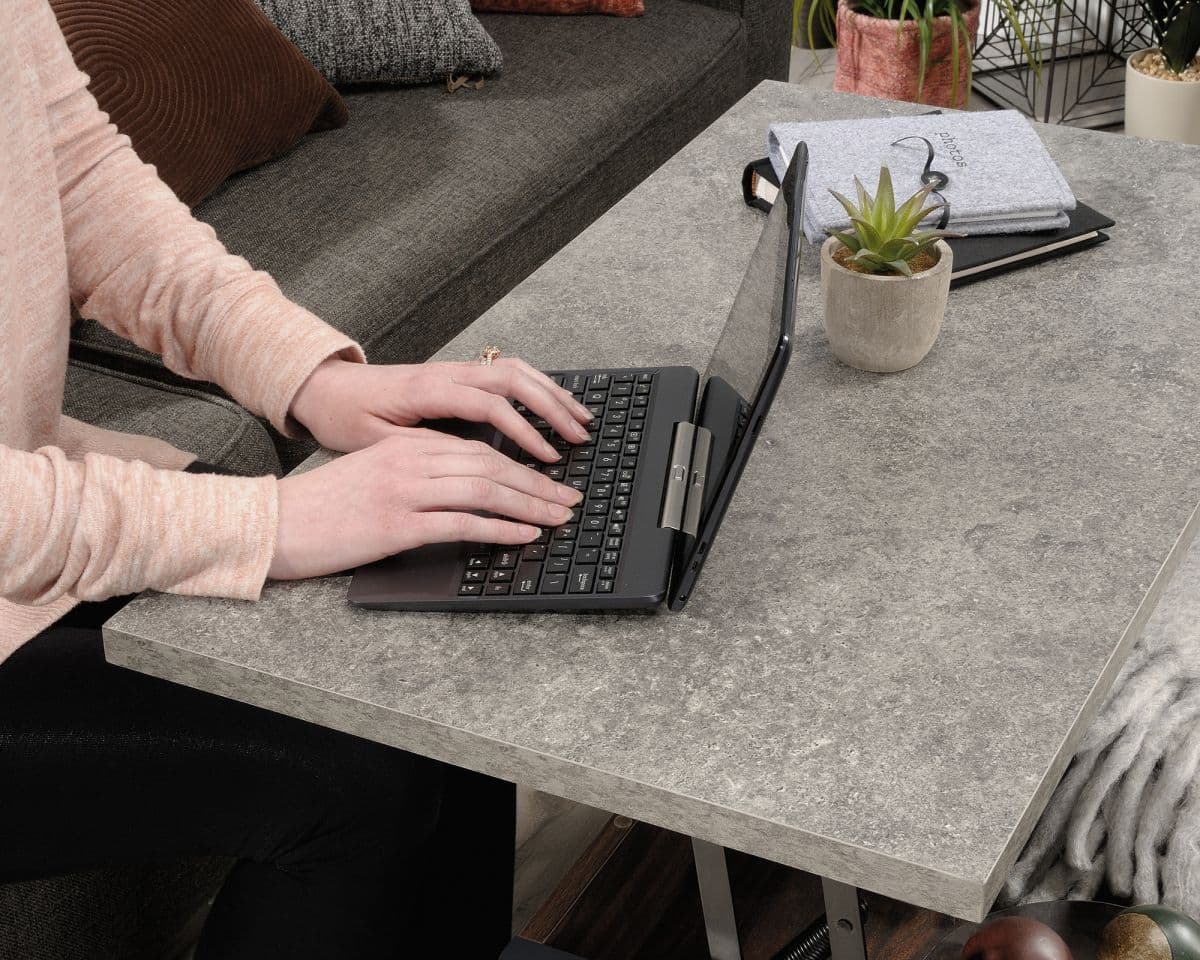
[668,148,804,608]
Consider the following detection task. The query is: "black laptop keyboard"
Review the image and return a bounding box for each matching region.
[458,370,656,598]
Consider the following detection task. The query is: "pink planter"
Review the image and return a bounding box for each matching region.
[833,0,980,108]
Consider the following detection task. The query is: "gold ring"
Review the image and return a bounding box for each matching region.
[479,346,501,366]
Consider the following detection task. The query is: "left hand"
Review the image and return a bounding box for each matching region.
[289,356,595,461]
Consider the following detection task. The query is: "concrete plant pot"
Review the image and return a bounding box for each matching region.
[820,237,952,373]
[1125,49,1200,145]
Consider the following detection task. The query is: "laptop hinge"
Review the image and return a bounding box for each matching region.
[660,422,712,538]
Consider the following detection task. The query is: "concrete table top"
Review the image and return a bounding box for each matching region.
[105,82,1200,921]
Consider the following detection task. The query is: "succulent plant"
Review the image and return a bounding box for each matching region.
[829,166,957,277]
[1143,0,1200,74]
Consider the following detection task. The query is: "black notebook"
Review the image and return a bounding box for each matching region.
[742,157,1114,289]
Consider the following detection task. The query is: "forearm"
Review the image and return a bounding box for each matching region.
[1,445,277,605]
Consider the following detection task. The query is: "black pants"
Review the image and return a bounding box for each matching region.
[0,466,516,959]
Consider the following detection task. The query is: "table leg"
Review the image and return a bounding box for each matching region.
[691,838,743,960]
[822,877,868,960]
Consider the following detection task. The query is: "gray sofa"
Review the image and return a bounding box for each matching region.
[1,2,789,957]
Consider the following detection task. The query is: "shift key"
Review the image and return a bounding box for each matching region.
[515,562,542,595]
[540,573,567,595]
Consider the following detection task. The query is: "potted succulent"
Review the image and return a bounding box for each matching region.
[821,166,957,373]
[806,0,1038,108]
[1125,0,1200,144]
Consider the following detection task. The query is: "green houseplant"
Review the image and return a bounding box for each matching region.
[807,0,1040,108]
[1125,0,1200,143]
[820,166,957,372]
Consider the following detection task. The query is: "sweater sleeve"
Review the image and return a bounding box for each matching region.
[0,445,278,606]
[28,0,365,437]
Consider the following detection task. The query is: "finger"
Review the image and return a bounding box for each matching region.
[408,512,541,547]
[495,358,591,422]
[374,426,500,458]
[422,452,582,506]
[453,366,591,445]
[409,477,576,528]
[423,381,562,461]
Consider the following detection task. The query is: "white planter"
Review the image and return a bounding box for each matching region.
[1125,49,1200,146]
[820,237,952,373]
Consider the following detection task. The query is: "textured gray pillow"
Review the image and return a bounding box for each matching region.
[253,0,502,85]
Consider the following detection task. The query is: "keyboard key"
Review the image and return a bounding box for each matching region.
[602,550,620,564]
[595,469,616,484]
[570,568,595,593]
[637,372,654,382]
[633,396,648,407]
[546,557,571,574]
[582,517,606,532]
[596,453,619,468]
[614,495,630,508]
[598,579,614,594]
[599,439,621,453]
[585,390,607,404]
[515,563,542,594]
[600,564,617,579]
[565,373,588,393]
[625,444,640,456]
[568,477,589,493]
[586,501,609,515]
[495,551,519,569]
[570,446,595,462]
[589,373,610,389]
[608,395,630,409]
[636,382,652,393]
[459,583,483,596]
[619,469,635,482]
[463,570,486,583]
[615,373,635,382]
[543,465,566,480]
[523,544,547,561]
[611,382,633,397]
[627,431,642,442]
[490,569,514,582]
[578,531,604,548]
[612,510,627,523]
[541,573,567,594]
[555,526,578,540]
[569,464,591,477]
[467,556,490,569]
[534,528,551,544]
[575,548,600,564]
[616,483,632,496]
[550,543,573,557]
[602,426,625,439]
[486,583,511,596]
[609,523,625,536]
[606,536,622,550]
[622,457,638,470]
[606,410,627,424]
[631,407,647,419]
[591,484,613,498]
[586,404,605,419]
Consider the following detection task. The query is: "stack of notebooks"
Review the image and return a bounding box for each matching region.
[744,110,1114,287]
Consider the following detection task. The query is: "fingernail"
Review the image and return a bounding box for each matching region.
[523,526,541,540]
[558,486,583,505]
[572,422,590,441]
[555,505,573,523]
[541,440,558,459]
[574,402,594,420]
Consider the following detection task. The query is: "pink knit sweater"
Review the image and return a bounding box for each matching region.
[1,0,365,663]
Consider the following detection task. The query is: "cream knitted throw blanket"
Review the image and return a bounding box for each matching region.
[1004,534,1200,912]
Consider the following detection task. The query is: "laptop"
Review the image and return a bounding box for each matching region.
[348,144,808,613]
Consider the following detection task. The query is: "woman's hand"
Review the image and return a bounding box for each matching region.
[268,429,583,580]
[289,356,594,462]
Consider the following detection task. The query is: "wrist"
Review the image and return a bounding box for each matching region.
[289,355,353,434]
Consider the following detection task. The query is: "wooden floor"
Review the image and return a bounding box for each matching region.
[521,817,963,960]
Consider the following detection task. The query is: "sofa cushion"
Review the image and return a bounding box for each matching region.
[253,0,503,85]
[473,0,643,15]
[72,0,748,378]
[50,0,347,207]
[63,361,282,477]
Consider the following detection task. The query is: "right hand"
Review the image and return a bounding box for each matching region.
[268,429,582,580]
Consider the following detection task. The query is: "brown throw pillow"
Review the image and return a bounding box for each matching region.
[50,0,348,206]
[471,0,643,15]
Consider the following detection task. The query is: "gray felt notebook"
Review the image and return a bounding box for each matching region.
[767,111,1077,243]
